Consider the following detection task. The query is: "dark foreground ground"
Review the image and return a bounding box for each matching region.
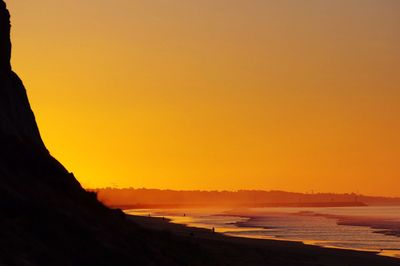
[128,215,400,266]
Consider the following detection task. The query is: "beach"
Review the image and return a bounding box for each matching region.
[126,206,400,256]
[127,213,400,266]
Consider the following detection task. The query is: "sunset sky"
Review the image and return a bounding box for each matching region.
[7,1,400,196]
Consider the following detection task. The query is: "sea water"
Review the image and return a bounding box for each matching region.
[125,206,400,258]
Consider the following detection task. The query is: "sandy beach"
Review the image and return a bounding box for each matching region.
[127,214,400,266]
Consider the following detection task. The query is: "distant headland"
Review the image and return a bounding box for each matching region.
[91,188,400,209]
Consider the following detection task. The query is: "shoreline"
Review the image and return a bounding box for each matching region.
[231,214,400,255]
[222,207,400,256]
[126,207,400,259]
[126,213,400,265]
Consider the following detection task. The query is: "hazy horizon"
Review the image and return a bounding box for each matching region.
[91,187,399,199]
[7,1,400,196]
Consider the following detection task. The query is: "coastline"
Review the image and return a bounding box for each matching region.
[237,216,400,259]
[127,213,400,265]
[126,207,400,257]
[222,207,400,256]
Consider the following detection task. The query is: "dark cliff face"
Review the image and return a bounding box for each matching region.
[0,2,137,264]
[0,1,45,149]
[0,0,76,205]
[0,1,79,198]
[0,2,179,265]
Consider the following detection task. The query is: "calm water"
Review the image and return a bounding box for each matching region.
[126,206,400,258]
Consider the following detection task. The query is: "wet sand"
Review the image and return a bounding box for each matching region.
[128,214,400,266]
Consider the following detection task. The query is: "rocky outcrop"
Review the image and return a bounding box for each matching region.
[0,1,45,149]
[0,2,157,264]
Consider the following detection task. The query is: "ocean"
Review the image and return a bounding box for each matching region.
[125,206,400,258]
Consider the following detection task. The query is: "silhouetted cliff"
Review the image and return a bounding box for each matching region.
[0,1,44,148]
[0,0,94,219]
[0,2,177,265]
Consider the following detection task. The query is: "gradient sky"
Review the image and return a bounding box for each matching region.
[6,0,400,196]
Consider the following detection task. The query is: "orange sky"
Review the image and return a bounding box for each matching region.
[6,1,400,196]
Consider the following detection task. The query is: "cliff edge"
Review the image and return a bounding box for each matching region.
[0,2,176,265]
